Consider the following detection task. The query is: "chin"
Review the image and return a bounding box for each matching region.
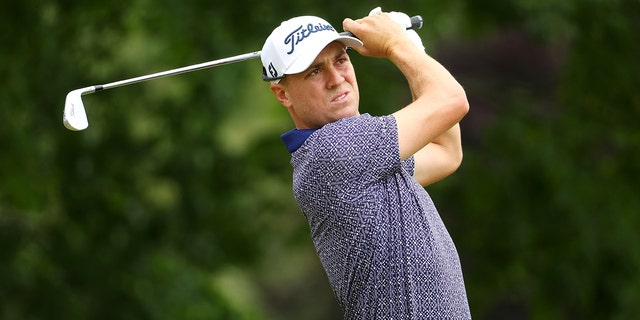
[344,104,360,117]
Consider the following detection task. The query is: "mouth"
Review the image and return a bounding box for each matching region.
[331,91,349,103]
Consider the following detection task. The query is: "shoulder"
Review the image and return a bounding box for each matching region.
[293,114,402,173]
[324,113,395,132]
[312,114,397,146]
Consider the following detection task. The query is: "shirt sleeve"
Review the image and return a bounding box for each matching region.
[304,114,404,185]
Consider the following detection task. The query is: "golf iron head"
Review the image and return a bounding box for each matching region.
[63,86,97,131]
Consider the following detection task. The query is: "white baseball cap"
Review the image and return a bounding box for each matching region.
[261,16,363,83]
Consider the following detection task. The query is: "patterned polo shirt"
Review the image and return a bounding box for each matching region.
[281,114,471,319]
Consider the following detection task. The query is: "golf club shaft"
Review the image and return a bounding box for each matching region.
[84,16,423,94]
[63,14,424,131]
[92,51,262,93]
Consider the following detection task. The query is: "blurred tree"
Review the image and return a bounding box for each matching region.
[429,0,640,319]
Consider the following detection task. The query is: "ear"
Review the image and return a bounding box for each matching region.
[270,83,292,108]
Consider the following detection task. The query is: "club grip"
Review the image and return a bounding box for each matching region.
[410,15,424,30]
[340,15,424,39]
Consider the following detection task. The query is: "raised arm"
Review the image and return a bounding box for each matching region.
[343,13,469,186]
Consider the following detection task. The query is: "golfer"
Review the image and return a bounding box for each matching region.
[261,10,471,319]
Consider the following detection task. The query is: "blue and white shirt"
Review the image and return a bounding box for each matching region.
[282,114,471,319]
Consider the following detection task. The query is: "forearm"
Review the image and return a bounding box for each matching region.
[386,28,468,158]
[392,49,468,160]
[388,41,463,104]
[412,123,463,186]
[391,30,467,182]
[432,123,463,163]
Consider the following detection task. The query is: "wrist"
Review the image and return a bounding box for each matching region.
[388,37,426,63]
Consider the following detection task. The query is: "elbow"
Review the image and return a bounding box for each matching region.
[455,87,468,167]
[442,147,463,181]
[453,86,470,120]
[433,84,468,125]
[447,124,465,174]
[448,140,464,174]
[454,147,464,171]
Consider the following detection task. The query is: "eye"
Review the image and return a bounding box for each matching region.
[336,53,350,66]
[305,63,326,78]
[307,67,321,78]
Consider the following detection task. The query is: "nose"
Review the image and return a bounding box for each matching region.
[325,65,345,89]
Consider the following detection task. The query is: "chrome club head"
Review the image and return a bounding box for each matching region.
[63,86,95,131]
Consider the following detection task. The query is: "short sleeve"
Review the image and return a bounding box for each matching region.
[301,114,402,185]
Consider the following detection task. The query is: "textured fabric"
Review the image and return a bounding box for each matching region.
[285,114,471,319]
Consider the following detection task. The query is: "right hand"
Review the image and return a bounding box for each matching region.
[383,10,425,51]
[369,6,425,51]
[342,13,413,59]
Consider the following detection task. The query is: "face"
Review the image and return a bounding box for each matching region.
[270,41,360,129]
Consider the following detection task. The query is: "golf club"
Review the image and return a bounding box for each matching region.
[63,15,423,131]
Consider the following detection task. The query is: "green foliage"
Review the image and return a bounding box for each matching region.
[1,0,638,319]
[431,0,640,318]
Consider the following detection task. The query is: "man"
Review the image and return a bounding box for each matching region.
[261,9,471,319]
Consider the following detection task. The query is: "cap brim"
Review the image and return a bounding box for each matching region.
[284,35,363,75]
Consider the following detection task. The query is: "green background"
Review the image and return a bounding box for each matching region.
[1,0,638,319]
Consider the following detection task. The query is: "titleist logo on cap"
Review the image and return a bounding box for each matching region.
[284,23,335,54]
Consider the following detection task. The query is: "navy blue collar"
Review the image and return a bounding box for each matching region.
[281,129,317,153]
